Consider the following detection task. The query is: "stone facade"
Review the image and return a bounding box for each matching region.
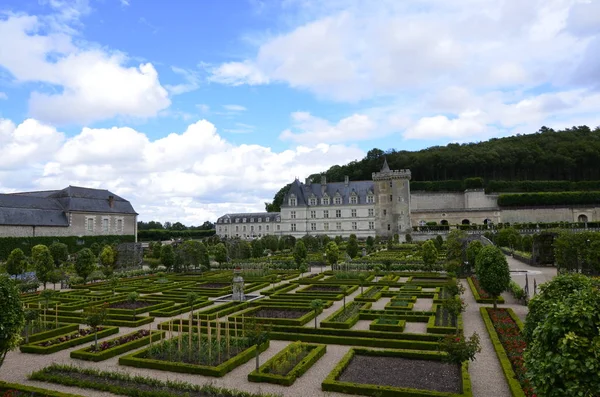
[216,162,600,240]
[0,186,137,240]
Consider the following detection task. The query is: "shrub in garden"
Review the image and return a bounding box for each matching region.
[438,333,481,364]
[475,246,510,308]
[6,248,27,277]
[49,242,69,268]
[466,240,483,274]
[325,242,339,266]
[32,244,54,289]
[245,319,271,371]
[346,234,359,258]
[84,303,108,350]
[99,245,116,275]
[214,243,228,265]
[0,276,24,370]
[293,241,307,267]
[160,245,175,271]
[75,248,96,281]
[524,278,600,397]
[421,240,438,271]
[309,300,324,329]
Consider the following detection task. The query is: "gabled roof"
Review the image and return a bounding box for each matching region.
[0,185,137,227]
[283,179,375,207]
[217,212,281,223]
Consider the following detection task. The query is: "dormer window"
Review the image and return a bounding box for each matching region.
[350,195,357,205]
[334,196,342,205]
[235,218,240,223]
[367,195,374,204]
[250,218,254,223]
[322,196,330,205]
[243,218,247,223]
[289,194,297,206]
[309,197,317,206]
[266,217,270,222]
[258,218,262,222]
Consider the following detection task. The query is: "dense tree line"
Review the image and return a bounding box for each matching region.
[266,125,600,211]
[137,220,214,231]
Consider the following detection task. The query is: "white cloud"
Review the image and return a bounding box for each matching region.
[120,0,131,6]
[165,66,201,95]
[0,13,170,124]
[280,111,378,143]
[223,104,247,111]
[208,60,269,86]
[196,104,210,113]
[0,92,7,100]
[1,117,364,224]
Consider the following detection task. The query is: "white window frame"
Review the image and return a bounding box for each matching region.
[368,208,374,217]
[323,197,330,205]
[336,210,341,218]
[266,225,269,231]
[367,195,374,204]
[311,222,316,231]
[336,222,342,230]
[102,217,109,233]
[369,221,374,230]
[350,196,357,204]
[309,198,317,206]
[334,196,342,205]
[351,209,357,217]
[87,217,94,232]
[324,222,329,231]
[352,221,357,230]
[324,210,329,218]
[291,211,296,219]
[117,218,123,232]
[277,224,281,231]
[291,223,297,232]
[310,210,316,219]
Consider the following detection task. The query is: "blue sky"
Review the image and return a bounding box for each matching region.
[0,0,599,224]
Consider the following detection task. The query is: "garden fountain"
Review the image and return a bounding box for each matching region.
[214,268,263,302]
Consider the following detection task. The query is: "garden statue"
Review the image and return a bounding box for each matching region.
[232,268,245,301]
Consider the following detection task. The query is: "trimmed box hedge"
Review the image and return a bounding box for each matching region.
[22,323,79,344]
[105,300,173,315]
[149,300,213,317]
[321,302,372,329]
[369,318,406,332]
[20,326,120,354]
[70,330,165,362]
[321,348,473,397]
[354,286,387,302]
[479,307,526,397]
[248,342,326,386]
[467,277,505,304]
[119,341,269,377]
[0,381,83,397]
[230,305,317,326]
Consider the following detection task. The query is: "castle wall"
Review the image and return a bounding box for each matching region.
[410,192,465,210]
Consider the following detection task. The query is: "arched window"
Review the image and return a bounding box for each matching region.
[440,220,448,225]
[461,219,470,225]
[578,214,588,223]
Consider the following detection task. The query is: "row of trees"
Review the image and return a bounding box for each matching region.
[137,220,214,231]
[5,242,118,288]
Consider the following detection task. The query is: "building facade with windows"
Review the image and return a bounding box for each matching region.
[0,186,138,240]
[217,159,600,240]
[216,159,412,239]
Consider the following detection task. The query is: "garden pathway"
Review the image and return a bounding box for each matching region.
[505,255,556,299]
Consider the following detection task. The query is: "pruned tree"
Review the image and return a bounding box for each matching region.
[475,246,510,309]
[32,245,54,289]
[0,276,24,370]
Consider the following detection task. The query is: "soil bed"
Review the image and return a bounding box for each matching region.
[339,355,461,394]
[253,308,310,319]
[108,301,155,310]
[199,283,231,289]
[306,285,341,292]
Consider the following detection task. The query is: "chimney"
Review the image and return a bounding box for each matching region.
[108,195,114,208]
[345,175,349,186]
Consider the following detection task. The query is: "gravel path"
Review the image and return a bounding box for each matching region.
[404,321,428,334]
[505,255,556,299]
[413,298,433,311]
[461,279,512,397]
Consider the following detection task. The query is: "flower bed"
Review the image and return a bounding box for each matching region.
[480,307,531,397]
[29,364,280,397]
[322,348,472,397]
[467,277,505,304]
[248,342,326,386]
[20,327,119,354]
[70,330,165,362]
[21,323,78,345]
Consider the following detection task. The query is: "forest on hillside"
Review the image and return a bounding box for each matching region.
[265,125,600,212]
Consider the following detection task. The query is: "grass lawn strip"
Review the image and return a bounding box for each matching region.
[29,364,279,397]
[248,342,326,386]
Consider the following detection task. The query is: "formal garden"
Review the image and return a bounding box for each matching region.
[0,230,599,397]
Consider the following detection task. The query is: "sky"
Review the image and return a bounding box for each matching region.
[1,0,599,225]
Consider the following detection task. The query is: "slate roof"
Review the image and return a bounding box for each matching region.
[283,178,375,207]
[217,212,281,224]
[0,186,137,227]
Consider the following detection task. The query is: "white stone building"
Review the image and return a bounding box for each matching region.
[216,159,600,240]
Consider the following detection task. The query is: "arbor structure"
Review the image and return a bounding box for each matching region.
[475,246,510,308]
[32,245,54,289]
[0,276,24,370]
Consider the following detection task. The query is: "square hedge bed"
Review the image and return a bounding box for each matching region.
[70,330,166,362]
[119,340,270,377]
[21,323,79,345]
[248,342,326,386]
[384,300,415,311]
[20,326,119,354]
[369,318,406,332]
[322,348,472,397]
[229,306,316,326]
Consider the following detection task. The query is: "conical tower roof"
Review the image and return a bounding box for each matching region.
[381,157,390,172]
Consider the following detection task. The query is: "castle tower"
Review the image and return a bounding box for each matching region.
[372,158,412,239]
